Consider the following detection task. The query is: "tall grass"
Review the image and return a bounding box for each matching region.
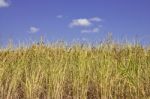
[0,40,150,99]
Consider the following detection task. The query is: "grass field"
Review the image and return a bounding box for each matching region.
[0,40,150,99]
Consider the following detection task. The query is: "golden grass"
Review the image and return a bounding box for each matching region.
[0,41,150,99]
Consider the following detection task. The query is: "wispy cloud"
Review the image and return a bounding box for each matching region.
[29,26,39,33]
[89,17,102,22]
[0,0,10,8]
[92,27,100,32]
[69,18,91,28]
[56,15,63,19]
[81,27,100,33]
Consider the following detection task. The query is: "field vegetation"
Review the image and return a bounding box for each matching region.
[0,39,150,99]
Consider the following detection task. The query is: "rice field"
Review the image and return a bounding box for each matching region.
[0,40,150,99]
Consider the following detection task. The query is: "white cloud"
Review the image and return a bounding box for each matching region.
[81,27,100,33]
[29,26,39,33]
[69,18,91,28]
[69,17,102,28]
[0,0,10,8]
[69,17,102,34]
[89,17,102,22]
[56,15,63,18]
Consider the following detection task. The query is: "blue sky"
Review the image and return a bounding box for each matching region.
[0,0,150,46]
